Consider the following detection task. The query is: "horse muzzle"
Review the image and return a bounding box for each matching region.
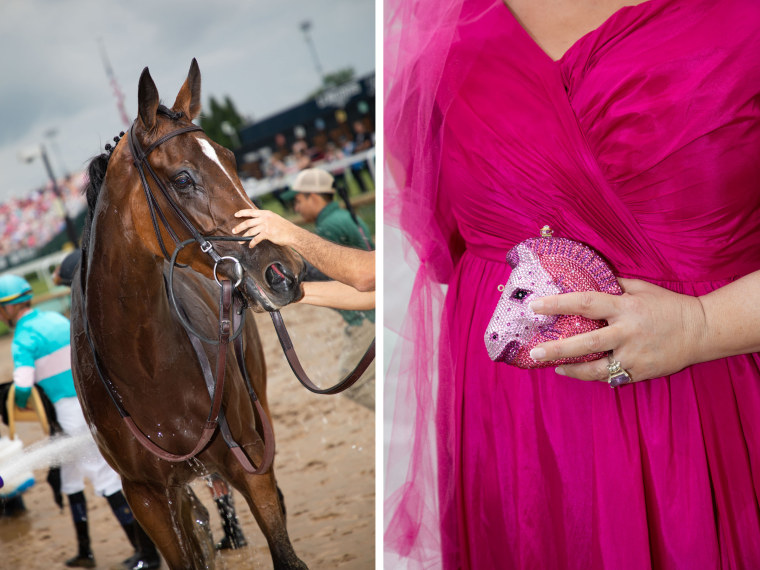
[240,260,304,312]
[265,262,298,295]
[485,332,520,363]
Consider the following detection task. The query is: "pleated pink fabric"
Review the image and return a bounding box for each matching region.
[384,0,760,567]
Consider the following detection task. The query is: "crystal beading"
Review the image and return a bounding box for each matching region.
[484,229,622,368]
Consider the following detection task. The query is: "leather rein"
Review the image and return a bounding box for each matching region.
[80,119,374,475]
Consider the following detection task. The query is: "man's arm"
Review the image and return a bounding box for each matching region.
[232,209,375,292]
[298,281,375,310]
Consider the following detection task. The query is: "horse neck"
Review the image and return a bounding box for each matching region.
[84,190,172,330]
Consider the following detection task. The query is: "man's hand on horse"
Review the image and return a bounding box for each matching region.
[232,209,297,248]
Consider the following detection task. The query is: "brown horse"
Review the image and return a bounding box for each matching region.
[70,60,308,569]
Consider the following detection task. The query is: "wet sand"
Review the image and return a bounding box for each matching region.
[0,303,375,569]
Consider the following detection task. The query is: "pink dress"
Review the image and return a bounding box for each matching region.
[384,0,760,568]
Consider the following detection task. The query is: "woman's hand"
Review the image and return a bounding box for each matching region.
[232,209,299,248]
[527,278,708,383]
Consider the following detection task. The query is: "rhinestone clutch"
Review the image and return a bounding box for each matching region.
[484,226,622,368]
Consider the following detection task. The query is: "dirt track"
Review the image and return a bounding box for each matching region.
[0,303,375,569]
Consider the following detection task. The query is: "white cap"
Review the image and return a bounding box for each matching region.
[291,168,335,194]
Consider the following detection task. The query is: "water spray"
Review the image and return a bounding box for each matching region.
[0,433,95,496]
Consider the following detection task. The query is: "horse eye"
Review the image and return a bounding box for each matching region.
[172,172,193,190]
[510,288,531,301]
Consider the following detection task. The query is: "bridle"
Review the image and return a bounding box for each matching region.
[81,117,374,475]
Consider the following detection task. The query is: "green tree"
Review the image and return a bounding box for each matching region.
[307,67,356,99]
[199,96,245,149]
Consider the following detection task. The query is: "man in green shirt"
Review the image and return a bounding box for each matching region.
[281,168,375,409]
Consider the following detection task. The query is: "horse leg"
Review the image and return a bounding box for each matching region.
[224,464,307,569]
[122,480,215,570]
[177,485,216,567]
[277,483,287,521]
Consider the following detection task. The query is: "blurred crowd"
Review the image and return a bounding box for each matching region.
[0,175,86,257]
[238,116,376,195]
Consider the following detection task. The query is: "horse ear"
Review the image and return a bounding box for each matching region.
[138,67,160,131]
[506,243,533,269]
[506,246,521,268]
[173,58,202,120]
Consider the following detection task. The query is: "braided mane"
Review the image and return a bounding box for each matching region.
[80,104,182,255]
[79,150,111,258]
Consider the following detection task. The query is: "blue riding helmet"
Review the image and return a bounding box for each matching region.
[0,275,33,305]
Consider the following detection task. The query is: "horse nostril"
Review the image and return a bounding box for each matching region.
[265,263,293,294]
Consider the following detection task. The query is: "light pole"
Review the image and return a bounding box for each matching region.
[300,20,325,83]
[18,144,79,247]
[220,121,241,149]
[44,127,69,177]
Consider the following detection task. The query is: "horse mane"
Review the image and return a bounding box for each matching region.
[507,237,621,295]
[79,150,111,259]
[80,104,184,254]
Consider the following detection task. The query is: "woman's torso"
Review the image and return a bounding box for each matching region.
[438,0,760,284]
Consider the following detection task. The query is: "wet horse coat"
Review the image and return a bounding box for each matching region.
[70,60,307,569]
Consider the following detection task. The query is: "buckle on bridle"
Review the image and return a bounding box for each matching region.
[200,241,214,254]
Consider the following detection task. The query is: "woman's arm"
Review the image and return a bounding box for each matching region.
[694,270,760,360]
[526,270,760,382]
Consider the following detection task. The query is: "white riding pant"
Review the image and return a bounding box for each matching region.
[53,396,122,497]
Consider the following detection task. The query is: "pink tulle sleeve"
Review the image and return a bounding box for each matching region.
[384,0,472,566]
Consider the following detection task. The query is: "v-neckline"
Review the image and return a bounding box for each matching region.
[501,0,659,64]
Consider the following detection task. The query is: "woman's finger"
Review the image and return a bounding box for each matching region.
[529,291,620,320]
[529,325,617,362]
[617,277,651,294]
[554,358,610,382]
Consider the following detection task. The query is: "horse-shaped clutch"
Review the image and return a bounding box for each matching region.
[485,227,623,368]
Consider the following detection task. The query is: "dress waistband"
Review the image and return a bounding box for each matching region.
[461,247,749,287]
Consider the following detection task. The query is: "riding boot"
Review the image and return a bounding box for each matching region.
[214,493,248,550]
[106,491,161,570]
[0,495,27,517]
[65,492,96,568]
[120,521,162,570]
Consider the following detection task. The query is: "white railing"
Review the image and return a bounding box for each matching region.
[0,249,71,290]
[242,148,375,198]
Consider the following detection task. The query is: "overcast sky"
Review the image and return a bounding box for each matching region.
[0,0,375,202]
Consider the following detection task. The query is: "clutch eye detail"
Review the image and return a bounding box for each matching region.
[510,288,530,302]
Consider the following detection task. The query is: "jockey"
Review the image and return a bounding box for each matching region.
[0,274,161,570]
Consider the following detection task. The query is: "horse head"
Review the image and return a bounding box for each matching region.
[103,58,304,311]
[484,243,561,364]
